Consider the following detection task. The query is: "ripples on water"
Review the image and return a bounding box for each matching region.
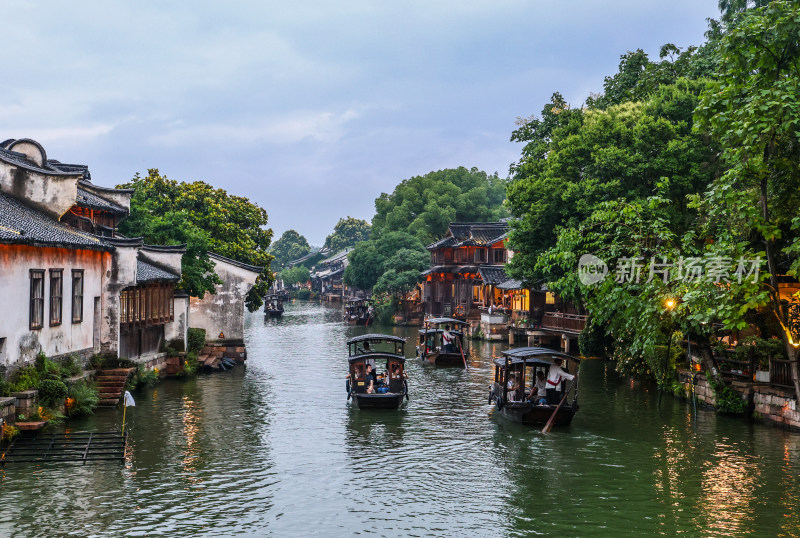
[1,301,800,537]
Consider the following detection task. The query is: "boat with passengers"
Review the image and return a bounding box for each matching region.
[344,298,373,326]
[346,334,408,409]
[488,347,580,426]
[264,294,284,318]
[417,317,469,367]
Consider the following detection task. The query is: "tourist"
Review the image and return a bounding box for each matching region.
[442,325,453,353]
[546,358,575,404]
[533,371,548,405]
[365,364,377,394]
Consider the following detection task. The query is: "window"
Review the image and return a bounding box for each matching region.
[72,270,84,323]
[30,270,45,330]
[492,249,506,264]
[474,248,486,264]
[50,269,63,326]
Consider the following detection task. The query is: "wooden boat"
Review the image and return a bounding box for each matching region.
[344,298,374,326]
[346,334,408,409]
[488,347,580,427]
[264,294,285,318]
[417,317,469,367]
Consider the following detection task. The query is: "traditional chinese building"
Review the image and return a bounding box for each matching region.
[0,138,185,369]
[311,248,351,301]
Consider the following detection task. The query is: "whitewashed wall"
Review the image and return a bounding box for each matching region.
[0,245,107,366]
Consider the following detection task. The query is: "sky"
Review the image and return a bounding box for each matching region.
[2,0,721,245]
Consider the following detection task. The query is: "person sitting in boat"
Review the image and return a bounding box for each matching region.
[546,358,575,404]
[365,364,377,394]
[532,371,548,405]
[358,341,372,354]
[507,372,521,401]
[442,325,454,353]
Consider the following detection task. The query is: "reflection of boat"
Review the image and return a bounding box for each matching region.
[417,317,469,367]
[264,294,284,318]
[344,298,373,326]
[488,347,580,427]
[346,334,408,409]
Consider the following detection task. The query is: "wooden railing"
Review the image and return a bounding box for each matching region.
[541,313,587,333]
[770,358,793,388]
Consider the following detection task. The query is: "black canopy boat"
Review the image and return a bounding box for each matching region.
[346,334,408,409]
[417,317,469,367]
[488,347,580,427]
[345,298,374,326]
[264,294,285,318]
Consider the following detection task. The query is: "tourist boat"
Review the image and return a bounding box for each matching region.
[346,334,408,409]
[264,294,285,318]
[417,317,469,367]
[488,347,580,426]
[344,298,374,326]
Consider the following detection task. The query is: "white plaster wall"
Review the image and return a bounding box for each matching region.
[101,245,139,354]
[165,296,189,348]
[189,259,260,341]
[0,245,107,366]
[138,248,183,275]
[0,161,81,220]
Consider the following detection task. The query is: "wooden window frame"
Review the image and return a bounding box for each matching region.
[50,269,63,326]
[30,269,45,330]
[72,269,84,323]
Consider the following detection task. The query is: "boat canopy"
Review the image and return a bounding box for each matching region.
[347,334,405,345]
[418,328,464,334]
[424,317,469,326]
[494,347,579,367]
[348,352,406,364]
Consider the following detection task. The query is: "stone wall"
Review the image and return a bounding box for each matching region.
[753,385,800,431]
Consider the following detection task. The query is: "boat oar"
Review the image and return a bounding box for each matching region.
[456,335,467,369]
[542,376,577,434]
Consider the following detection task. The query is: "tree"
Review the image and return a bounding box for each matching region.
[270,230,310,269]
[371,167,508,245]
[118,169,274,311]
[695,0,800,401]
[279,265,310,287]
[323,217,371,253]
[343,232,428,292]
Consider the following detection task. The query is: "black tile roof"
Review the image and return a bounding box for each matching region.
[0,192,109,251]
[478,265,509,285]
[0,147,79,176]
[136,259,180,283]
[48,160,91,181]
[427,221,508,250]
[76,188,126,213]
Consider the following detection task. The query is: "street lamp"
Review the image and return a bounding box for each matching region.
[658,297,677,407]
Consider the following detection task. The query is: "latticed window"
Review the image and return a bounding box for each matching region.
[30,270,44,329]
[50,269,63,326]
[72,270,84,323]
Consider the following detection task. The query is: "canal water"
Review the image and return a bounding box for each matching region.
[2,301,800,537]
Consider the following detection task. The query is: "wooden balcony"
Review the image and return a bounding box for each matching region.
[541,313,587,334]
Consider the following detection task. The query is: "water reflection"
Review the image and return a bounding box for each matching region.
[1,301,799,536]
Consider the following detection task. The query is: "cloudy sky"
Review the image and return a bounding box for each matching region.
[3,1,720,244]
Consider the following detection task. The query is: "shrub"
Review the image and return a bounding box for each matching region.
[10,365,41,392]
[181,352,199,377]
[708,374,747,414]
[187,328,206,354]
[59,355,83,378]
[66,381,100,417]
[35,352,61,379]
[38,379,69,407]
[1,423,19,442]
[126,365,160,391]
[0,379,13,397]
[294,288,311,300]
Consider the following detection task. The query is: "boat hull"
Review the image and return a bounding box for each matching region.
[266,310,283,318]
[498,401,576,426]
[353,392,405,410]
[420,351,465,368]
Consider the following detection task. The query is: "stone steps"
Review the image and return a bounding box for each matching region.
[94,368,135,408]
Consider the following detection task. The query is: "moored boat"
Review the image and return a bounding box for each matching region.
[417,317,469,367]
[346,334,408,409]
[488,347,580,427]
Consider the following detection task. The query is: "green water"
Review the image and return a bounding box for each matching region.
[1,301,799,537]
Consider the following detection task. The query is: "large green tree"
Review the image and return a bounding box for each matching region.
[118,169,274,311]
[343,231,428,292]
[371,167,507,245]
[323,217,371,253]
[270,229,310,270]
[695,0,800,401]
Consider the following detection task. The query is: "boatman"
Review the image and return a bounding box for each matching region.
[546,358,575,405]
[442,325,453,353]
